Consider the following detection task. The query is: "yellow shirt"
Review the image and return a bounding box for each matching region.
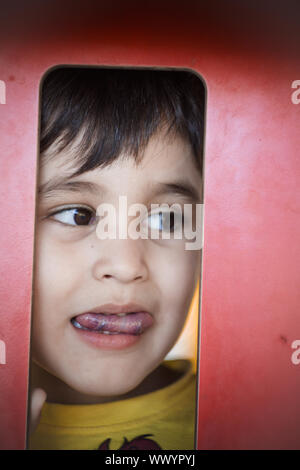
[29,360,196,450]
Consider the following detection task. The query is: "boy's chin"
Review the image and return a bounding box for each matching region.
[32,358,146,403]
[65,362,172,402]
[66,375,145,402]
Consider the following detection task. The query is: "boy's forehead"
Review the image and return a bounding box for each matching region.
[39,130,202,198]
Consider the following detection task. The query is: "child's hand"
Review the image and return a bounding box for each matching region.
[29,388,47,435]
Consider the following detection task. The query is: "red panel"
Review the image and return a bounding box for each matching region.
[0,0,300,449]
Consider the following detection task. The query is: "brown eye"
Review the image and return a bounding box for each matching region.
[51,207,96,226]
[73,208,94,225]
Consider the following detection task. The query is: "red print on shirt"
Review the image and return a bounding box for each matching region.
[97,434,162,450]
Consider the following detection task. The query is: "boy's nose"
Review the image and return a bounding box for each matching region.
[91,238,149,284]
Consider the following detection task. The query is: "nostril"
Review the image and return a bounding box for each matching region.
[93,263,148,283]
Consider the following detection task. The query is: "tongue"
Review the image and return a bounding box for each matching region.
[73,312,153,335]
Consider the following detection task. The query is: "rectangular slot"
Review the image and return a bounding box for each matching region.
[27,66,206,450]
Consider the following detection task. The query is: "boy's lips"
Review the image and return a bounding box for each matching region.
[71,303,154,336]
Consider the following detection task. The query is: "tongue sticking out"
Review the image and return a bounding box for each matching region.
[72,312,153,335]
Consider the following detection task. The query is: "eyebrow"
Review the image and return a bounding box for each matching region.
[38,179,102,197]
[39,177,201,203]
[153,180,201,203]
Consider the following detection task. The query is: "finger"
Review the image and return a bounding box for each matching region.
[30,388,47,435]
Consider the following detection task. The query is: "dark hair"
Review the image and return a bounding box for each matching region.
[40,67,205,176]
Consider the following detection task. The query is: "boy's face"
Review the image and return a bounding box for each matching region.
[32,130,202,399]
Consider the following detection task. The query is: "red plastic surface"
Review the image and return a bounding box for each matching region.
[0,0,300,449]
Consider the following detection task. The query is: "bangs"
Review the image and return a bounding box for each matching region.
[40,67,205,175]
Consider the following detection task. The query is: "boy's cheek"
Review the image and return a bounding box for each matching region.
[166,249,200,284]
[158,257,198,318]
[36,233,83,282]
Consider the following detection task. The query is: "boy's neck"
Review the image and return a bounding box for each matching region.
[30,361,183,405]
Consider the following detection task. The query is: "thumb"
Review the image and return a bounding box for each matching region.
[29,388,47,435]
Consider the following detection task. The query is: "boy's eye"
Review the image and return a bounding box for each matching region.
[146,211,183,233]
[50,207,96,226]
